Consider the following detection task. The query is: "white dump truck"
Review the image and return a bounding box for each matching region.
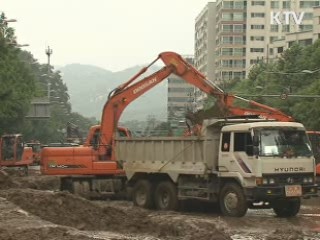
[117,118,318,217]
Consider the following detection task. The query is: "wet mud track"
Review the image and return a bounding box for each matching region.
[0,173,318,240]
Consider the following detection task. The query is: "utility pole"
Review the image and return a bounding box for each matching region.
[45,46,53,99]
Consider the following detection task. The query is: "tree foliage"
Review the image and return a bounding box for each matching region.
[0,13,36,133]
[230,40,320,130]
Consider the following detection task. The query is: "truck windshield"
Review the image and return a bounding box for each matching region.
[254,128,312,158]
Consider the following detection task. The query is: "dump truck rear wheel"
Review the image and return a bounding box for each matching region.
[132,180,154,209]
[154,181,178,211]
[273,198,300,217]
[219,182,248,217]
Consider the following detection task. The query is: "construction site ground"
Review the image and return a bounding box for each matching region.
[0,169,319,240]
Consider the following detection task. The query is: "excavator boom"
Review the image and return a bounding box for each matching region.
[98,52,293,160]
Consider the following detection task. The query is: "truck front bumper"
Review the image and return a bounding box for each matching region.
[245,184,318,201]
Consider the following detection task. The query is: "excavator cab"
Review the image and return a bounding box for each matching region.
[1,135,22,161]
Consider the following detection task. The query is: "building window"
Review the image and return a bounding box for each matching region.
[271,1,280,8]
[168,97,190,102]
[251,1,265,6]
[250,48,264,53]
[277,47,284,53]
[234,36,246,44]
[282,1,291,8]
[222,48,233,56]
[251,25,265,29]
[223,1,234,9]
[222,13,233,21]
[222,36,233,44]
[234,24,245,32]
[233,12,246,21]
[168,87,195,93]
[222,24,232,33]
[282,25,290,32]
[233,48,246,56]
[304,12,313,20]
[250,36,265,41]
[251,12,265,18]
[234,1,247,9]
[222,71,233,80]
[270,36,278,43]
[234,60,245,68]
[299,25,313,31]
[271,25,279,32]
[300,1,320,8]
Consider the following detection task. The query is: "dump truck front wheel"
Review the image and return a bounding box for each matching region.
[273,198,300,217]
[219,182,248,217]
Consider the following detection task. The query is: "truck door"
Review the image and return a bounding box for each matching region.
[231,132,255,174]
[219,131,255,174]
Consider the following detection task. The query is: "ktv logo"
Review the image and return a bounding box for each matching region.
[270,11,305,25]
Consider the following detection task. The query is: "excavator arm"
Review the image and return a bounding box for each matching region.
[99,52,293,159]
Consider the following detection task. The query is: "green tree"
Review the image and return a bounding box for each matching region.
[0,13,36,134]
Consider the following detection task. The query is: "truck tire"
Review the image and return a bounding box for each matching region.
[132,180,154,209]
[273,198,301,217]
[219,182,248,217]
[154,181,178,211]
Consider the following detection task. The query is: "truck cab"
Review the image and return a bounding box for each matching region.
[219,122,316,202]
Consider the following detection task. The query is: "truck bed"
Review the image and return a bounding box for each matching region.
[115,136,219,181]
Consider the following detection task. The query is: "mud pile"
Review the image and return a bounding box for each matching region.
[0,188,231,240]
[0,170,60,190]
[0,226,96,240]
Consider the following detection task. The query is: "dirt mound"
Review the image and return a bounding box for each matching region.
[0,170,20,189]
[0,189,231,240]
[0,226,95,240]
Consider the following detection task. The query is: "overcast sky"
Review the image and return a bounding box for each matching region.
[2,0,211,71]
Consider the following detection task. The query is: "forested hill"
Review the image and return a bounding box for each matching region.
[59,64,167,121]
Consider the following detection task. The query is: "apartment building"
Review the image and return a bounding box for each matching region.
[194,0,319,84]
[167,56,195,131]
[194,2,217,109]
[269,5,320,58]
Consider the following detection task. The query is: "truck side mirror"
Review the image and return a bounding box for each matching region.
[252,136,259,157]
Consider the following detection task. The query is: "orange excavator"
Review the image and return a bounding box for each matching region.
[41,51,298,194]
[0,134,34,175]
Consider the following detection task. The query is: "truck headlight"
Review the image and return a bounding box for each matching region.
[303,177,314,184]
[262,178,275,185]
[269,178,275,184]
[263,178,268,185]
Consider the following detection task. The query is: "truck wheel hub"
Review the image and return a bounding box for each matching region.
[224,192,238,210]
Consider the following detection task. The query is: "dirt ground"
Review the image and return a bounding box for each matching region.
[0,170,319,240]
